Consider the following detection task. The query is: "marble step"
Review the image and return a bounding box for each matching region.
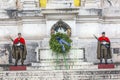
[31,61,93,66]
[30,62,95,70]
[39,59,84,61]
[48,0,73,2]
[1,69,120,80]
[0,64,97,71]
[22,1,38,9]
[23,3,37,7]
[38,64,94,67]
[23,5,36,8]
[46,5,72,8]
[85,0,97,3]
[23,1,37,4]
[21,0,38,1]
[27,65,97,70]
[47,0,74,8]
[21,10,40,13]
[86,1,96,3]
[48,1,73,4]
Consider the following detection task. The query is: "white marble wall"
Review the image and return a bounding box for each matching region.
[0,25,18,41]
[0,0,16,9]
[76,23,120,38]
[38,49,84,60]
[0,21,120,63]
[76,23,100,38]
[22,23,46,39]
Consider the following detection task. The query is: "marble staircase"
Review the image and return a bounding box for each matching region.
[1,69,120,80]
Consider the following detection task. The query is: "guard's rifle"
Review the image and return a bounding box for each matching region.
[93,34,110,48]
[8,36,14,42]
[0,36,13,55]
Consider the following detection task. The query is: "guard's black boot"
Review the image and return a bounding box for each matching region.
[111,59,113,63]
[21,62,24,66]
[105,59,108,64]
[15,60,18,66]
[100,59,102,64]
[15,63,17,66]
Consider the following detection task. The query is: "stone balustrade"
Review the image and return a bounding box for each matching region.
[21,0,39,10]
[84,0,101,8]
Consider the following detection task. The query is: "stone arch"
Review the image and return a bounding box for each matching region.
[51,19,71,37]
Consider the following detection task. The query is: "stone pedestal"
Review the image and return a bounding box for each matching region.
[9,66,26,71]
[98,64,115,69]
[32,47,94,70]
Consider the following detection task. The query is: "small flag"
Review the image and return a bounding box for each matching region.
[74,0,81,7]
[39,0,47,8]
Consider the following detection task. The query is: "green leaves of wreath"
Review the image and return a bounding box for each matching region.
[49,33,72,54]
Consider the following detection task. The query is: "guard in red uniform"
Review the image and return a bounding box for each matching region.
[12,33,27,66]
[97,32,112,64]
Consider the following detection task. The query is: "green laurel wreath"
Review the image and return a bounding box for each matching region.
[49,33,72,54]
